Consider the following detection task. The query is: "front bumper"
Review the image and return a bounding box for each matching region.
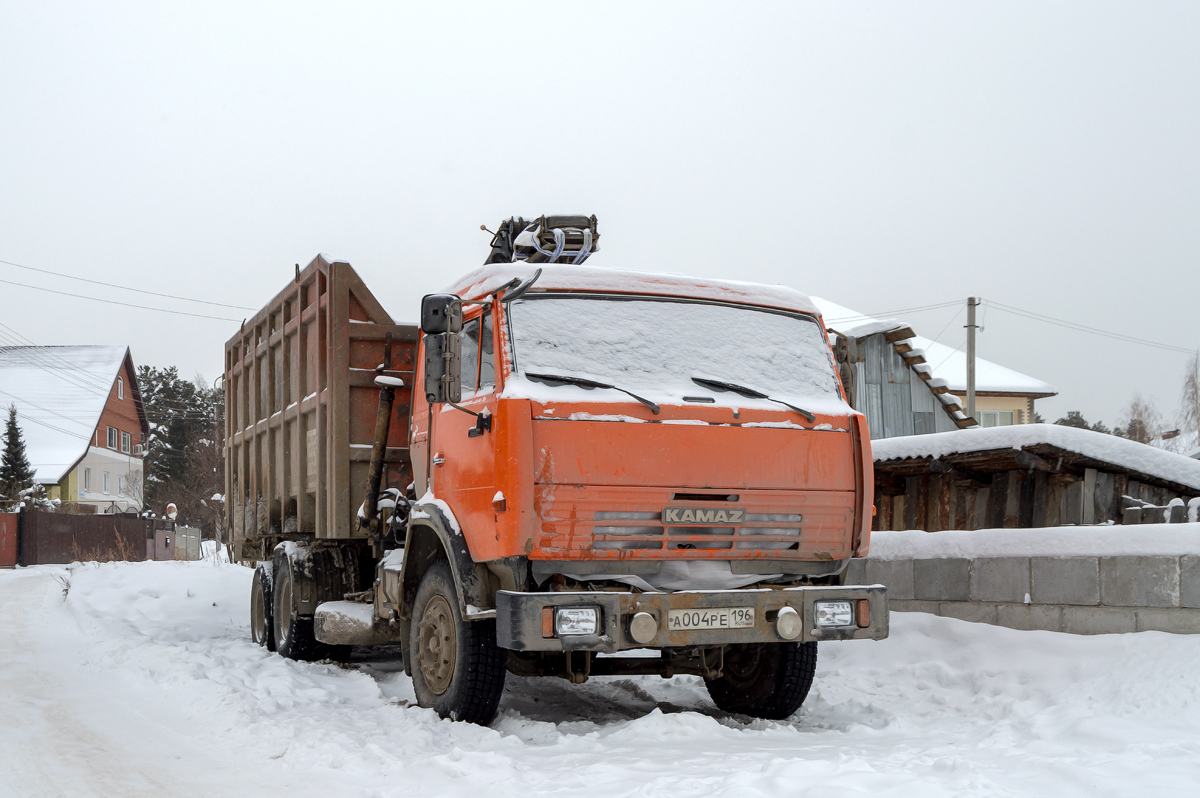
[495,585,888,654]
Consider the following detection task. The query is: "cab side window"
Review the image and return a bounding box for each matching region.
[460,318,480,394]
[479,313,496,392]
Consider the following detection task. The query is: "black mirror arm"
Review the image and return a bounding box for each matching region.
[499,268,543,303]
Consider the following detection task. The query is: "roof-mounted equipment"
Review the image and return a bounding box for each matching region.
[483,215,599,265]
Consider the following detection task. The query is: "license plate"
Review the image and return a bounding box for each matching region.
[666,607,756,631]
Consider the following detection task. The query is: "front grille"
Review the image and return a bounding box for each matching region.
[535,485,855,561]
[593,510,800,551]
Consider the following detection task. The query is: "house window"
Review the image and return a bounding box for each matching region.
[117,377,124,400]
[107,426,118,449]
[103,471,110,494]
[83,468,91,492]
[121,431,131,454]
[118,476,126,497]
[975,410,1015,428]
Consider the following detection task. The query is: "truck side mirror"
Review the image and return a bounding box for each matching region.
[424,332,462,404]
[421,294,463,334]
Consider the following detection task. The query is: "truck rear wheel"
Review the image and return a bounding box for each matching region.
[251,563,275,650]
[704,642,818,720]
[271,550,350,662]
[409,561,506,725]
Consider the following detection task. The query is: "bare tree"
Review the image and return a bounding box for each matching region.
[1181,352,1200,451]
[1115,394,1164,446]
[123,468,144,510]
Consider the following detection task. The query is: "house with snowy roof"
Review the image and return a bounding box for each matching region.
[812,297,1057,438]
[0,346,148,513]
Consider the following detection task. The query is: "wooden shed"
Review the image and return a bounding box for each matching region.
[831,322,976,440]
[871,425,1200,531]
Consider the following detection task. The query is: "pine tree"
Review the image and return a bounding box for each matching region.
[1054,410,1092,429]
[1,404,36,506]
[137,366,223,530]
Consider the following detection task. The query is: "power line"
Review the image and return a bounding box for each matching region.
[928,305,965,346]
[0,326,219,417]
[985,300,1195,355]
[0,277,241,321]
[823,299,962,325]
[0,258,256,311]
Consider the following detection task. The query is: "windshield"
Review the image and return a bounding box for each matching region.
[505,295,846,411]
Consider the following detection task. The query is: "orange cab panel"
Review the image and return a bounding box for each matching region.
[530,418,855,490]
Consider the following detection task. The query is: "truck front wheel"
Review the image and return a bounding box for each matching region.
[704,642,818,720]
[409,561,506,725]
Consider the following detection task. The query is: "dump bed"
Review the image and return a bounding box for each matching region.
[224,255,416,560]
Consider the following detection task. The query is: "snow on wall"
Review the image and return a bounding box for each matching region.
[868,523,1200,559]
[873,423,1200,492]
[813,297,1057,397]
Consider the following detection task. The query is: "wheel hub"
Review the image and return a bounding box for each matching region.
[417,595,456,695]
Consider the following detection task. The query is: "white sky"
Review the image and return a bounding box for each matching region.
[2,2,1197,429]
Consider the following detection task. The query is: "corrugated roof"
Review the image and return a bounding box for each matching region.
[0,345,130,484]
[812,297,1057,398]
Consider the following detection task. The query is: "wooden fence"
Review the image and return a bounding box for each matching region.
[17,511,181,565]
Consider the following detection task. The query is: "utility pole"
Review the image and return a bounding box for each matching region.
[966,297,978,421]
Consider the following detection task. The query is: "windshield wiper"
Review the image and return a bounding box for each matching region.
[691,377,816,423]
[526,372,661,414]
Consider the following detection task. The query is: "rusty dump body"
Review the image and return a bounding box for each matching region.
[224,256,416,558]
[229,254,886,675]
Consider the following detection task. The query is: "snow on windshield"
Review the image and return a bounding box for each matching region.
[505,296,847,411]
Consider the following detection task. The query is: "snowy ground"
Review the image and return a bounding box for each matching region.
[2,561,1198,797]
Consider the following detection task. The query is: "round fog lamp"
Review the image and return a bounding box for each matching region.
[776,606,802,640]
[629,611,658,644]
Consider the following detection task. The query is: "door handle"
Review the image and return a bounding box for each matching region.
[467,413,493,438]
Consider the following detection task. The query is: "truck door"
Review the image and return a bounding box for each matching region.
[430,306,500,538]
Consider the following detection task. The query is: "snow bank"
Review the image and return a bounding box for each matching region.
[3,562,1200,795]
[868,523,1200,560]
[873,424,1200,492]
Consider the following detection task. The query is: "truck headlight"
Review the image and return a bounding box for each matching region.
[555,607,600,636]
[814,600,854,628]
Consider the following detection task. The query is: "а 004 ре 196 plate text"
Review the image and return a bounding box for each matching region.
[666,607,755,631]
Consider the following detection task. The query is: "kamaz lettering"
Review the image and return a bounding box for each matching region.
[663,507,746,524]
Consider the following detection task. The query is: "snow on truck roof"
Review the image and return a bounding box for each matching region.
[446,264,822,317]
[873,423,1200,493]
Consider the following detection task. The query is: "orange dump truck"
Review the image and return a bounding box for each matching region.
[226,217,887,725]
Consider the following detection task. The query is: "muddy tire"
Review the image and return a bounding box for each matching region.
[704,642,818,720]
[272,551,322,661]
[251,563,275,651]
[409,561,506,725]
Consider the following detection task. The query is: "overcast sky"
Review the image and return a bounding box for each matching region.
[2,2,1197,429]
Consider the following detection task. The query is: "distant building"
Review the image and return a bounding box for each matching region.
[813,298,1057,438]
[0,346,148,513]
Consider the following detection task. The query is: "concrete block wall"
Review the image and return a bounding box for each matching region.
[846,553,1200,634]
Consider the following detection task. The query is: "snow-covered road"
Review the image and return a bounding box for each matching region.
[2,560,1198,797]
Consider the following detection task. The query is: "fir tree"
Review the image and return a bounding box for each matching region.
[1,404,36,506]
